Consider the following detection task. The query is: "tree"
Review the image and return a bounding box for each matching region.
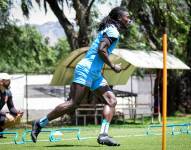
[0,0,10,26]
[121,0,191,115]
[179,0,191,113]
[20,0,96,50]
[53,38,70,60]
[0,23,57,73]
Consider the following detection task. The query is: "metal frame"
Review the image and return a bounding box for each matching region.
[0,127,81,144]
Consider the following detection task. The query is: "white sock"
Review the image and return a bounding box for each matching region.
[100,119,110,134]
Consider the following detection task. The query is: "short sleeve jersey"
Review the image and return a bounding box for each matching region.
[77,24,119,78]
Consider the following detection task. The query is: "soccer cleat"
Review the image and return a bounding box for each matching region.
[31,120,41,143]
[97,133,120,146]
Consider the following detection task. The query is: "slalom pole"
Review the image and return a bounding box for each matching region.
[162,30,167,150]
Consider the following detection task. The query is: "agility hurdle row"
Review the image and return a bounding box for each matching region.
[0,127,81,144]
[1,123,190,144]
[146,123,191,135]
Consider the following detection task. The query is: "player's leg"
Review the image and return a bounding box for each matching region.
[47,83,89,121]
[31,82,89,143]
[94,86,116,120]
[93,85,120,146]
[0,115,5,138]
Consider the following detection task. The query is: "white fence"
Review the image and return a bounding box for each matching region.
[1,74,156,122]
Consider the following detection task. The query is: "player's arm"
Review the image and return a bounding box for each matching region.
[98,35,121,73]
[98,37,113,68]
[7,95,18,116]
[0,111,6,116]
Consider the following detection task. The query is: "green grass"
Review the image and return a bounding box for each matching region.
[0,116,191,150]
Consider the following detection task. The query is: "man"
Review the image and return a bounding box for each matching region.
[0,73,23,138]
[31,7,132,146]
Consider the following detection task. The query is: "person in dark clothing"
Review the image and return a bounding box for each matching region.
[0,73,23,138]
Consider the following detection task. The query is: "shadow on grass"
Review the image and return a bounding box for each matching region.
[45,144,100,148]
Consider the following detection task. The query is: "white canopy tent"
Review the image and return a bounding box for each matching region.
[51,47,190,85]
[112,49,190,70]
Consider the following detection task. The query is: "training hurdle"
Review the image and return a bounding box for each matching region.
[21,129,53,143]
[22,127,81,143]
[146,123,191,135]
[0,127,81,144]
[49,128,81,142]
[0,131,24,144]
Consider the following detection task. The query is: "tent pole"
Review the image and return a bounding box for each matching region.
[25,72,29,124]
[149,72,154,124]
[157,71,161,123]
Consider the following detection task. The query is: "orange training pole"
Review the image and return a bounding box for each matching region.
[162,31,167,150]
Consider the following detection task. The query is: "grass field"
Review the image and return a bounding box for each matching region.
[0,116,191,150]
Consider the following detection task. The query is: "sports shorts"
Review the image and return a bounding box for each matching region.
[73,64,108,90]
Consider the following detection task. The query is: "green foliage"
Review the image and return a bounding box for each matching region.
[0,23,57,73]
[53,38,70,61]
[0,0,10,25]
[120,0,191,114]
[121,0,190,53]
[0,0,9,11]
[119,0,191,70]
[118,24,149,50]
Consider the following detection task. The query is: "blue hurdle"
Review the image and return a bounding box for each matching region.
[22,127,81,143]
[146,123,191,135]
[49,128,81,142]
[21,129,53,143]
[0,127,81,144]
[0,131,24,144]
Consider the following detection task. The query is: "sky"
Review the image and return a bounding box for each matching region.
[9,0,121,25]
[10,1,61,25]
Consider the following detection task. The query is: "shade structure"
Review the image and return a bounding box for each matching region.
[113,49,190,70]
[51,47,190,86]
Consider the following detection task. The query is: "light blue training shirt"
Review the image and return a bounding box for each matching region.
[73,24,120,90]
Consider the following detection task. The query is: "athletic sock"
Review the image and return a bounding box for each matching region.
[39,116,49,127]
[100,119,110,135]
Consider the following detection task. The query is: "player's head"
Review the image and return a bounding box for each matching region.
[0,73,11,90]
[98,7,132,31]
[2,79,10,89]
[109,7,132,28]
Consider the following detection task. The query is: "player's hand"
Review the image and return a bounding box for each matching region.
[5,113,15,122]
[17,110,24,116]
[2,113,22,129]
[111,63,122,73]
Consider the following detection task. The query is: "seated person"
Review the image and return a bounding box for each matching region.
[0,73,23,138]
